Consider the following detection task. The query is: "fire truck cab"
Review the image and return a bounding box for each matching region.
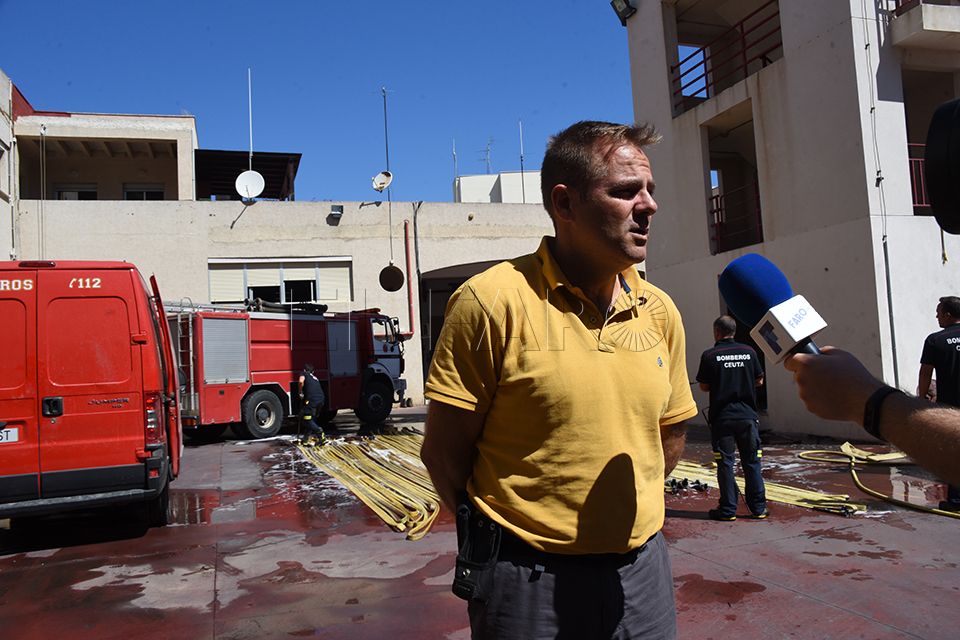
[0,261,181,526]
[168,302,407,440]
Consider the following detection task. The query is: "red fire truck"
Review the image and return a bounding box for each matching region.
[167,301,407,440]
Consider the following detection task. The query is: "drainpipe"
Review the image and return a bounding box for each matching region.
[402,218,416,339]
[7,138,14,259]
[882,235,900,388]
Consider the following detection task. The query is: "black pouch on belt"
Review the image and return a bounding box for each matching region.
[452,499,501,602]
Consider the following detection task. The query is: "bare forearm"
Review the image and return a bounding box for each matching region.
[785,348,960,485]
[661,421,688,477]
[879,395,960,485]
[420,402,485,513]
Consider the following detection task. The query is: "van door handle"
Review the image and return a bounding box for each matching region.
[42,397,64,417]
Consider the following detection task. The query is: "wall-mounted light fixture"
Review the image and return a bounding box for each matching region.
[610,0,636,26]
[330,204,344,219]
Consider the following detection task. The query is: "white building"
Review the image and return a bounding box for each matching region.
[623,0,960,437]
[455,170,542,204]
[1,68,552,404]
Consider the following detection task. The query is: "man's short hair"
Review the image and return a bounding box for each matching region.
[540,120,661,218]
[939,296,960,318]
[303,363,315,374]
[714,315,737,337]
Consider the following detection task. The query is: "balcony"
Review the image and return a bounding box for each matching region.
[891,0,960,51]
[908,144,932,213]
[710,181,764,254]
[671,0,782,116]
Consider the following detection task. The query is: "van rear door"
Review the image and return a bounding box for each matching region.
[0,267,40,503]
[36,269,146,497]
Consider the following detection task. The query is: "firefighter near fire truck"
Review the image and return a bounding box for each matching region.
[298,363,326,447]
[168,300,407,441]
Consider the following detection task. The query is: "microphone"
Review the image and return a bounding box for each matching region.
[718,254,826,363]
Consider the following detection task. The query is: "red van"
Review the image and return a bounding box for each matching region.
[0,261,181,526]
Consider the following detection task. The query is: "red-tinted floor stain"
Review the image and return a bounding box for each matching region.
[857,549,902,560]
[674,573,766,606]
[803,527,863,542]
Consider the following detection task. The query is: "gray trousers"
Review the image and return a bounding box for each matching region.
[467,531,676,640]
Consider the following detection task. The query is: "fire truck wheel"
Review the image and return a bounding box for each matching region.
[355,381,393,424]
[146,482,170,528]
[239,390,284,439]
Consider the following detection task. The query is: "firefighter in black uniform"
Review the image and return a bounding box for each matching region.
[917,296,960,512]
[696,315,767,521]
[298,363,326,447]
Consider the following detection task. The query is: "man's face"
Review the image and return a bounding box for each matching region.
[567,143,658,269]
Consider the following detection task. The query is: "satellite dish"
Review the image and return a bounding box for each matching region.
[372,171,393,192]
[379,263,405,292]
[235,170,265,199]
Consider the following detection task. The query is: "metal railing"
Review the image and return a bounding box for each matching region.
[671,0,783,114]
[908,143,931,210]
[710,181,764,254]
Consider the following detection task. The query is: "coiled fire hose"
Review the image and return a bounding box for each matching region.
[798,442,960,520]
[298,432,441,540]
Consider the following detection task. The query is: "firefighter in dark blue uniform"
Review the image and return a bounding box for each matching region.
[299,363,326,446]
[917,296,960,512]
[696,315,767,521]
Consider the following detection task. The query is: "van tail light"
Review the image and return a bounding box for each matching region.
[145,393,165,446]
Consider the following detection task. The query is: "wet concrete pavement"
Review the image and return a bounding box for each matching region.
[1,410,958,639]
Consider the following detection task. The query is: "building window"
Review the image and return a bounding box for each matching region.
[703,100,764,254]
[124,184,165,200]
[55,184,97,200]
[208,259,353,305]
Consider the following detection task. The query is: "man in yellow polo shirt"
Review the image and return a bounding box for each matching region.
[420,120,697,639]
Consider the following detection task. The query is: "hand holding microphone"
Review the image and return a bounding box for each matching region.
[717,254,891,429]
[718,253,825,362]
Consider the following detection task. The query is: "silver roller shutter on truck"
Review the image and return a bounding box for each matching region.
[202,317,250,383]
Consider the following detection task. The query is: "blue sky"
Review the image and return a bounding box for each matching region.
[0,1,636,202]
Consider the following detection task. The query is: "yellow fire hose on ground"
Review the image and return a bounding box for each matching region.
[298,432,441,540]
[667,459,867,516]
[298,433,957,538]
[798,442,960,520]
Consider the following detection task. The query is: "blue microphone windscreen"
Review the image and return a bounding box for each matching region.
[718,254,794,327]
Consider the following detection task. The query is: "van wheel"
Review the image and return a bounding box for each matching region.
[146,482,170,527]
[355,381,393,424]
[238,390,284,439]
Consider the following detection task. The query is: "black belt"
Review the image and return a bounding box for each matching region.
[497,528,655,570]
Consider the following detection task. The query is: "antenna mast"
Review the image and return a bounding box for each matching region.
[519,120,526,204]
[247,68,253,172]
[381,86,394,264]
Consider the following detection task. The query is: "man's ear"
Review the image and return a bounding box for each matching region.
[551,184,576,223]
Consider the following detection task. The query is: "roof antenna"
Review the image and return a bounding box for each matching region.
[235,68,264,200]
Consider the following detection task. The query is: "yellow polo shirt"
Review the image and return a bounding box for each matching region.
[425,238,698,554]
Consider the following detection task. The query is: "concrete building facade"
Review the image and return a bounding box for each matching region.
[623,0,960,437]
[4,70,552,404]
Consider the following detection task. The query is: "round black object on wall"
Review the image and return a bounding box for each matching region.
[379,264,405,292]
[926,98,960,234]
